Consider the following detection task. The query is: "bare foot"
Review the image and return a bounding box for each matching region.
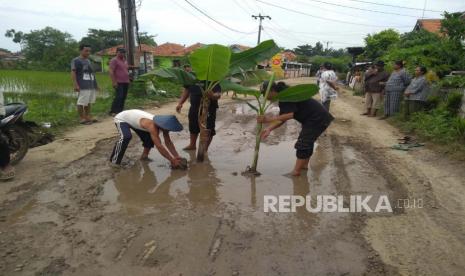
[140,155,153,161]
[283,171,301,178]
[183,145,196,151]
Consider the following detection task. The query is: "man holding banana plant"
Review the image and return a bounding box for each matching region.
[258,81,334,176]
[176,80,221,152]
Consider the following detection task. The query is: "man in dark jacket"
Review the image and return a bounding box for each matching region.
[362,61,390,117]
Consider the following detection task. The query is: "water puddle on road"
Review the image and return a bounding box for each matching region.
[101,138,331,217]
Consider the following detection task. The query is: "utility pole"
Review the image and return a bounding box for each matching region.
[252,13,271,45]
[119,0,138,76]
[324,41,331,51]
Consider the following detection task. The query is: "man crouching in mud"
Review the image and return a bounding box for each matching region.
[110,109,185,169]
[258,81,334,176]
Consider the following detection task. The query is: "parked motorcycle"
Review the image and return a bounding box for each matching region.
[0,103,53,165]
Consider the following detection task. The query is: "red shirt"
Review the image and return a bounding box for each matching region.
[109,57,130,84]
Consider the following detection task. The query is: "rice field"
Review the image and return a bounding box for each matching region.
[0,70,181,131]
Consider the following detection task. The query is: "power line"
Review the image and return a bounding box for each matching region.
[232,0,253,15]
[171,0,235,40]
[183,0,255,34]
[304,0,419,18]
[256,0,412,28]
[252,13,271,44]
[342,0,442,13]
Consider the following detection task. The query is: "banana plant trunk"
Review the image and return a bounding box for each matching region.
[196,93,211,162]
[250,121,263,172]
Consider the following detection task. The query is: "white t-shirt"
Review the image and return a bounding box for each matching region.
[319,70,338,102]
[114,109,154,131]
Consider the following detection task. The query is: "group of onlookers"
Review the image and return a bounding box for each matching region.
[362,60,430,119]
[71,44,130,125]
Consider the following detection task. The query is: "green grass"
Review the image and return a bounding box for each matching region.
[391,107,465,158]
[1,69,182,134]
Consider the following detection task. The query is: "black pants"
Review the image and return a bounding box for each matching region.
[110,83,129,114]
[322,100,331,111]
[0,135,10,168]
[188,105,217,136]
[294,122,331,159]
[110,122,154,164]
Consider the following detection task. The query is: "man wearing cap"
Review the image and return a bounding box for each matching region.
[109,47,130,115]
[110,109,184,168]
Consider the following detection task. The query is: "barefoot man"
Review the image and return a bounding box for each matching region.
[176,77,221,151]
[258,81,334,176]
[110,109,184,168]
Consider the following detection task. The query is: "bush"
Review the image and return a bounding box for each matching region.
[445,91,464,115]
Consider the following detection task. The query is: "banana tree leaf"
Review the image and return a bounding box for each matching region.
[229,40,280,75]
[219,79,260,97]
[275,84,319,102]
[142,68,197,85]
[189,44,231,82]
[232,69,271,82]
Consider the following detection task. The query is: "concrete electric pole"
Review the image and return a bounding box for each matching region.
[119,0,138,75]
[252,13,271,45]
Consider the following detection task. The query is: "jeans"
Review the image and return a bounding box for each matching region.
[110,83,129,114]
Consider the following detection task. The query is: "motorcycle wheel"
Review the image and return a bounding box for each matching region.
[7,125,29,165]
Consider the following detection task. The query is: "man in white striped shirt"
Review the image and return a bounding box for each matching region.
[110,109,184,168]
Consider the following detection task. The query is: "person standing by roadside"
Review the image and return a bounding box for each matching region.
[71,44,99,124]
[404,66,429,118]
[362,61,390,117]
[319,62,338,111]
[0,90,15,180]
[109,47,130,116]
[381,60,411,120]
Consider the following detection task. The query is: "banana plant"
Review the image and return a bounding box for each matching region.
[220,76,319,174]
[142,40,281,162]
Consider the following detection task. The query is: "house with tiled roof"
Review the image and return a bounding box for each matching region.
[96,43,157,72]
[413,19,443,34]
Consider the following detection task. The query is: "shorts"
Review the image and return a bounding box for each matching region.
[294,122,331,159]
[77,89,96,106]
[188,105,217,136]
[365,92,382,109]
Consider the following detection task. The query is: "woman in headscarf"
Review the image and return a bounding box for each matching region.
[381,60,411,120]
[404,66,430,118]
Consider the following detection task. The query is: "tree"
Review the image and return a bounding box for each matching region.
[79,29,157,52]
[5,29,25,50]
[79,29,123,52]
[294,44,313,56]
[363,29,400,60]
[5,27,78,71]
[138,32,157,46]
[441,12,465,42]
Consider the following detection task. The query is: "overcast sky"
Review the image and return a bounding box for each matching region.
[1,0,464,52]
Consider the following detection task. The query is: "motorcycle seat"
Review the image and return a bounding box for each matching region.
[4,103,27,116]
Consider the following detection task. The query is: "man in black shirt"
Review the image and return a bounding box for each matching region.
[258,81,333,176]
[176,78,221,151]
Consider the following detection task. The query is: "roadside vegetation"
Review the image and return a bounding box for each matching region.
[357,12,465,157]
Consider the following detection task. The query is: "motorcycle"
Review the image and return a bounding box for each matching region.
[0,103,53,165]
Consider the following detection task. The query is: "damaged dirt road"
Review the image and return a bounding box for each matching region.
[1,77,464,275]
